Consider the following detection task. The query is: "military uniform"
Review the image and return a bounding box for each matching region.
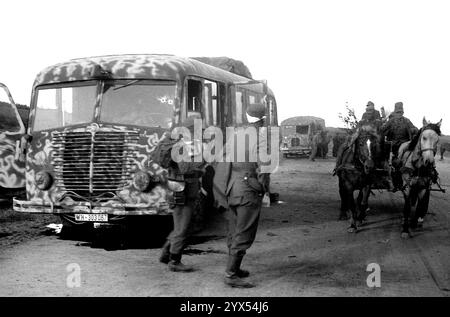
[309,132,321,161]
[158,117,205,272]
[381,102,418,157]
[359,101,382,129]
[213,104,270,288]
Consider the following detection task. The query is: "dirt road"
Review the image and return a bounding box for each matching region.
[0,157,449,296]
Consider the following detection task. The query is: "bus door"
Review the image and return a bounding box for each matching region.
[0,83,26,190]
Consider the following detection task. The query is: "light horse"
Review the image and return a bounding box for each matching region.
[336,124,384,233]
[397,117,442,238]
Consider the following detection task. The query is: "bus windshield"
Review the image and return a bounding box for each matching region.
[100,80,175,129]
[33,83,97,132]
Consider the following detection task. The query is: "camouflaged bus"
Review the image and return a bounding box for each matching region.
[13,54,277,226]
[0,83,27,201]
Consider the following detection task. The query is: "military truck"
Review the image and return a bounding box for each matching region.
[280,116,325,157]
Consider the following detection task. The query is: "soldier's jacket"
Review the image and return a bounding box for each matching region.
[213,125,270,208]
[381,114,418,145]
[361,109,381,123]
[152,133,204,201]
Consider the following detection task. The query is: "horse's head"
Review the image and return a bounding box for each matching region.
[356,130,381,174]
[419,117,442,166]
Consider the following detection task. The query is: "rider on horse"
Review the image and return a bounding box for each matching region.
[335,101,384,173]
[381,102,418,159]
[380,102,419,189]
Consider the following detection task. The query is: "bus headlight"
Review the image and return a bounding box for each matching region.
[133,171,151,192]
[35,171,53,190]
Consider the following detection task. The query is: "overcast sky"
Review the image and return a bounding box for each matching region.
[1,0,449,133]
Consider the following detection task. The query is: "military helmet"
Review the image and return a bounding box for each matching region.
[246,103,266,123]
[394,102,404,114]
[366,101,375,111]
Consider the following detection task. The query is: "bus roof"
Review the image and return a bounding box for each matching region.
[33,54,254,88]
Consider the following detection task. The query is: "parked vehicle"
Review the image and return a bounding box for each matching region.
[280,116,325,157]
[13,54,278,229]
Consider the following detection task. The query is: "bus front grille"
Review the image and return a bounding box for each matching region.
[52,131,138,196]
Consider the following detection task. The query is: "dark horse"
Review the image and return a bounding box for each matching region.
[397,117,442,238]
[336,125,385,232]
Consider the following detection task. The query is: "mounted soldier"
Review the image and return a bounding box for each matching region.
[359,101,382,129]
[335,101,383,171]
[381,102,418,158]
[381,102,419,189]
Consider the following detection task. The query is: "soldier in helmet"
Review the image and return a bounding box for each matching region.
[381,102,418,158]
[359,101,382,128]
[381,102,419,190]
[157,116,206,272]
[213,103,270,288]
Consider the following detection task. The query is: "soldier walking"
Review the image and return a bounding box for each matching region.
[157,117,205,272]
[213,104,270,288]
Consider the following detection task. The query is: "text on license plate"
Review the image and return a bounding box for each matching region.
[75,214,108,222]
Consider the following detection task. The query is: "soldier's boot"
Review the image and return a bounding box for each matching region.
[168,253,194,272]
[159,241,171,264]
[224,255,254,288]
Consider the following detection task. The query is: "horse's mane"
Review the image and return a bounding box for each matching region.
[407,123,442,152]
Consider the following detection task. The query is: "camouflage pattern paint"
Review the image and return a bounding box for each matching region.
[0,83,26,190]
[14,54,273,216]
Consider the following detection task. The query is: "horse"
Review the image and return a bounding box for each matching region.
[336,124,384,232]
[397,117,442,238]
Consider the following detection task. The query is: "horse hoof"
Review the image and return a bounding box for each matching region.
[417,219,423,228]
[401,232,410,239]
[347,227,357,233]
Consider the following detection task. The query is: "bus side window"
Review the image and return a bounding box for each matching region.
[204,80,220,127]
[235,89,244,125]
[187,79,202,119]
[218,83,226,127]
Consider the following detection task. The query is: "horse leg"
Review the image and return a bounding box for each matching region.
[347,188,358,233]
[338,176,348,220]
[415,187,430,228]
[401,186,412,238]
[358,185,371,223]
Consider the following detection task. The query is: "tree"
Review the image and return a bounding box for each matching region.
[338,102,358,132]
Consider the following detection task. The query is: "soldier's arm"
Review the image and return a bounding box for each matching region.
[381,120,391,135]
[406,119,419,136]
[255,131,271,193]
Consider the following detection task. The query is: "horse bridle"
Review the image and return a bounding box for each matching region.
[357,136,374,168]
[417,128,438,155]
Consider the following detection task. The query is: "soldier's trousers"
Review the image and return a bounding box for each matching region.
[227,201,262,257]
[168,199,195,255]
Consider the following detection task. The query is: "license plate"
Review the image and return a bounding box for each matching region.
[75,214,108,222]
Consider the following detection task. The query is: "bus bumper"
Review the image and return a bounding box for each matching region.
[12,198,172,216]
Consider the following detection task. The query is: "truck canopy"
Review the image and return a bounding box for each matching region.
[280,116,325,129]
